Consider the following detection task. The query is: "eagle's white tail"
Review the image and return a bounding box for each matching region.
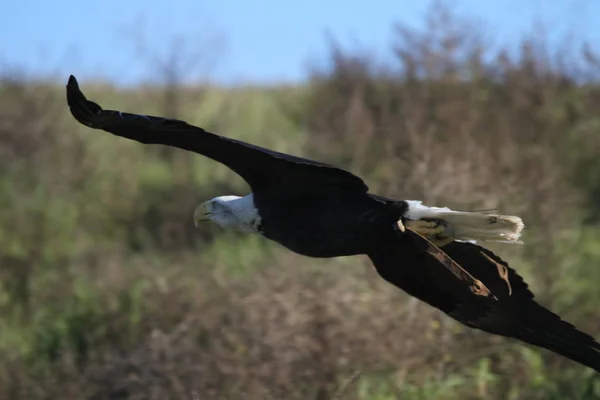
[404,201,525,244]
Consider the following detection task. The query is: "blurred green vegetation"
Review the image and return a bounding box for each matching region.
[2,10,600,400]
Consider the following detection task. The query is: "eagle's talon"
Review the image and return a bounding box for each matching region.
[397,219,406,232]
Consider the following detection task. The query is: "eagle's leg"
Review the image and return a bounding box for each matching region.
[404,219,455,247]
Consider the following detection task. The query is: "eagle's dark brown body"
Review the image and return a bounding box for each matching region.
[256,190,404,257]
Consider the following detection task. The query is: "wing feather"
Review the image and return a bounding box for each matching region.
[369,233,600,372]
[368,228,497,316]
[66,75,368,194]
[443,242,600,370]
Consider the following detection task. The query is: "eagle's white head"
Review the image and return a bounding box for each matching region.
[193,194,261,233]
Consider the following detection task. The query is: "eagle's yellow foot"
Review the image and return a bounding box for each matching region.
[405,219,446,236]
[406,219,455,247]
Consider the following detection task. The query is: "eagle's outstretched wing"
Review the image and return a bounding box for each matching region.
[66,75,368,194]
[369,233,600,372]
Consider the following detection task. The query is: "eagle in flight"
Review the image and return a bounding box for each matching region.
[66,75,600,372]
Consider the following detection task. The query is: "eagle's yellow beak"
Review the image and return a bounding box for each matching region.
[193,202,212,226]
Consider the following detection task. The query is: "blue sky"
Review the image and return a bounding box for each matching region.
[1,0,598,85]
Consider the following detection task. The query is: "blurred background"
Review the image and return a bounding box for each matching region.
[1,0,600,398]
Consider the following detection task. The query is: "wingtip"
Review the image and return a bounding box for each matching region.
[66,74,82,105]
[65,74,103,126]
[68,74,77,85]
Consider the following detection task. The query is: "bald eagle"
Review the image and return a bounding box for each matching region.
[66,75,600,372]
